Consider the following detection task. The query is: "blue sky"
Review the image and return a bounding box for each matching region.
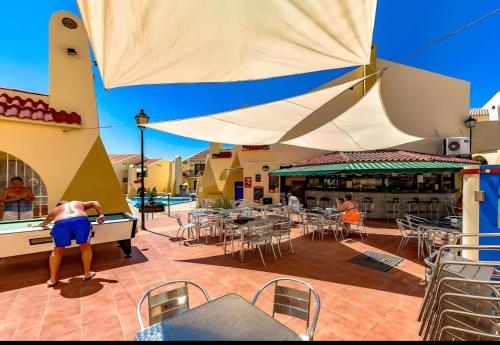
[0,1,498,159]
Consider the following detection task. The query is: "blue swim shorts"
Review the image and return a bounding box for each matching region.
[51,216,92,247]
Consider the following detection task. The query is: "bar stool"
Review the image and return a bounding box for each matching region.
[407,197,420,217]
[306,196,317,208]
[386,197,400,219]
[362,197,374,219]
[428,197,440,219]
[319,196,330,209]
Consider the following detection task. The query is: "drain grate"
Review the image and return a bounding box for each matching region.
[348,251,404,272]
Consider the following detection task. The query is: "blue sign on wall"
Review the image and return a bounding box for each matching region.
[478,165,500,261]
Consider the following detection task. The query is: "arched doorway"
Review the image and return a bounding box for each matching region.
[0,151,48,220]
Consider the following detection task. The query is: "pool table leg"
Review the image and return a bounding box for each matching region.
[118,239,132,258]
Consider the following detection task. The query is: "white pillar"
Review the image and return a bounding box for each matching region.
[462,165,480,260]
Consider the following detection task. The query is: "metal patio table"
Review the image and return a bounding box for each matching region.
[135,293,301,341]
[225,215,289,261]
[417,220,462,260]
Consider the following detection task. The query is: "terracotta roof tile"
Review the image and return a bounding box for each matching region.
[143,159,162,166]
[0,92,81,125]
[292,150,479,167]
[108,154,143,164]
[184,149,209,160]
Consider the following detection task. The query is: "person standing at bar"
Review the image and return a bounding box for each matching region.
[1,176,34,221]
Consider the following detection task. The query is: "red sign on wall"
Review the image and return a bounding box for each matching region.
[244,177,252,188]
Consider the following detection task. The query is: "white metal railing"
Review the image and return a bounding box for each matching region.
[0,152,48,218]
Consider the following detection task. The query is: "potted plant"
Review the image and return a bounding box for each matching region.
[141,187,165,213]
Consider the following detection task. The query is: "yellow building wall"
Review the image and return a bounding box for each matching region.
[242,161,281,204]
[127,159,171,197]
[111,157,141,194]
[0,11,128,214]
[62,138,129,214]
[221,154,243,200]
[197,156,229,200]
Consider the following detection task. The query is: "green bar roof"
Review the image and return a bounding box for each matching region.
[270,161,471,176]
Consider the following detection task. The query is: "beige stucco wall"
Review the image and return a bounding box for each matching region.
[462,167,480,260]
[473,121,500,153]
[378,59,470,155]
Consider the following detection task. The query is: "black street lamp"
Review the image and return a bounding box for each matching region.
[464,115,477,159]
[135,109,150,230]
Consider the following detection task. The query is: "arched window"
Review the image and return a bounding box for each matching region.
[0,152,48,220]
[472,155,488,165]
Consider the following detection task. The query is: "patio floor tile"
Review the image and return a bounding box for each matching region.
[0,215,427,340]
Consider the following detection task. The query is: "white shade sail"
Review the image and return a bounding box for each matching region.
[77,0,377,88]
[144,76,371,145]
[283,80,422,150]
[146,77,423,151]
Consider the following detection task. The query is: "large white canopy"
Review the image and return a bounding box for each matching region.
[145,76,423,150]
[283,80,423,150]
[77,0,377,88]
[145,75,371,145]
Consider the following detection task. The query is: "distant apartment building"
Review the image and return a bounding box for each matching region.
[109,154,143,194]
[127,158,174,198]
[182,149,208,194]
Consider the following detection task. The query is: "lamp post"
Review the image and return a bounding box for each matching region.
[135,109,150,230]
[464,115,477,159]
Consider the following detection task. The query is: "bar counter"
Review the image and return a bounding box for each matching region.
[304,190,457,219]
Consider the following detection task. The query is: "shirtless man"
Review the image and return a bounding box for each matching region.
[39,200,105,287]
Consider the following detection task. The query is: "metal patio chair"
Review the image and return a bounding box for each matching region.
[418,246,500,328]
[197,214,221,244]
[439,324,500,341]
[175,214,196,245]
[428,293,500,340]
[251,277,321,341]
[136,280,211,330]
[271,221,294,257]
[321,212,343,241]
[420,276,500,339]
[395,218,419,255]
[343,211,368,239]
[405,213,428,228]
[222,219,242,257]
[242,223,276,266]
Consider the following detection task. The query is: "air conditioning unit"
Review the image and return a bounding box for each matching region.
[444,137,470,156]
